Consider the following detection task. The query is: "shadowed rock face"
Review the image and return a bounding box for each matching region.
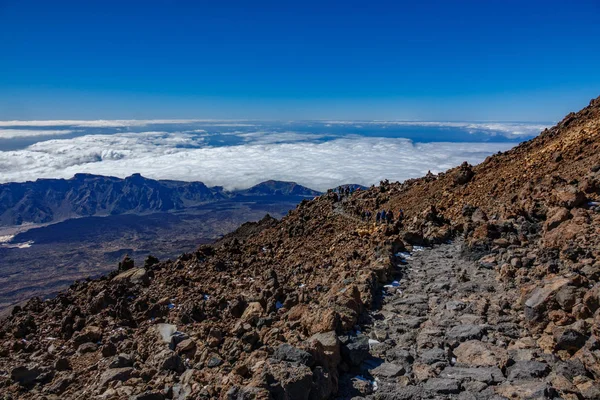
[0,175,321,226]
[0,97,600,399]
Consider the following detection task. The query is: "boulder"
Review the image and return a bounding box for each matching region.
[47,372,74,394]
[308,331,340,367]
[102,342,118,357]
[151,349,185,373]
[118,255,135,271]
[98,367,134,390]
[78,342,98,354]
[176,338,196,354]
[11,366,43,386]
[273,343,314,367]
[453,162,475,186]
[556,285,579,311]
[454,340,508,368]
[54,357,71,371]
[583,284,600,313]
[447,324,484,343]
[471,208,488,224]
[506,361,550,381]
[72,325,102,347]
[554,328,588,353]
[206,355,223,368]
[424,378,461,394]
[257,359,313,400]
[109,354,134,369]
[419,348,447,365]
[370,362,405,378]
[241,302,264,324]
[554,187,587,209]
[545,207,571,231]
[340,334,370,367]
[495,381,556,399]
[310,366,336,400]
[439,366,504,384]
[113,267,149,285]
[523,277,570,324]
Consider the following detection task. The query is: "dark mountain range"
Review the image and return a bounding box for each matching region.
[0,174,321,227]
[232,179,322,197]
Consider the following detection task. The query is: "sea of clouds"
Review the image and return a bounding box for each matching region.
[0,120,549,191]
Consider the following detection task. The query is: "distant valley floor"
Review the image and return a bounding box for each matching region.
[0,195,307,312]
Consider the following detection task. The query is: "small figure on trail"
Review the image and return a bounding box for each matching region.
[387,210,394,224]
[399,209,404,220]
[376,211,381,223]
[381,210,386,222]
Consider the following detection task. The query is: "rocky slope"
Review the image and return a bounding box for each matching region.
[0,97,599,399]
[0,175,320,227]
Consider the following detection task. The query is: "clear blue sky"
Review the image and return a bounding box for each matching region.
[1,0,599,121]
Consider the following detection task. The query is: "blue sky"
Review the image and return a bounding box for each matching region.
[1,0,599,121]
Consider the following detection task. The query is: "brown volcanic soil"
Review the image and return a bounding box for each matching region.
[0,97,599,399]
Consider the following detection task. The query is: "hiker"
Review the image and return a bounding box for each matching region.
[376,211,381,223]
[399,209,404,220]
[387,210,394,224]
[380,210,386,223]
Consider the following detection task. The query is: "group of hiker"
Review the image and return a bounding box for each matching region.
[326,184,406,225]
[360,208,405,224]
[335,185,357,198]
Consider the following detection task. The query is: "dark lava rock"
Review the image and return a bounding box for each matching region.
[152,349,185,373]
[102,342,118,357]
[554,359,588,379]
[11,366,43,386]
[370,362,405,378]
[439,367,504,384]
[447,324,484,342]
[507,361,550,381]
[99,367,134,390]
[207,356,223,368]
[47,372,75,394]
[340,335,370,367]
[109,353,134,369]
[454,162,475,185]
[424,378,461,394]
[78,342,98,354]
[420,348,448,365]
[273,343,314,367]
[555,329,588,352]
[54,357,71,371]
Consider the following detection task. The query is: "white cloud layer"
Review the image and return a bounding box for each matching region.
[0,129,76,139]
[0,119,548,136]
[0,119,254,128]
[0,130,515,191]
[323,121,549,136]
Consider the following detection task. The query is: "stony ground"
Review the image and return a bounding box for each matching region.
[0,98,599,399]
[337,240,596,399]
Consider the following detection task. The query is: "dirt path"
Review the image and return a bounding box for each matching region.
[336,239,567,399]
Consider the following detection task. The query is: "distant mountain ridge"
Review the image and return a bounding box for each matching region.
[0,173,321,226]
